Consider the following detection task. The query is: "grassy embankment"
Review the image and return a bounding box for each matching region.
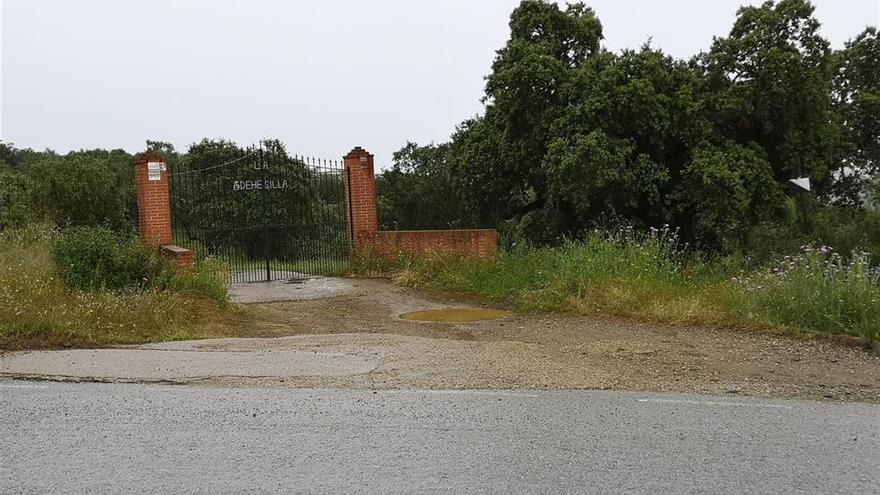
[5,223,877,350]
[0,226,234,349]
[355,227,880,344]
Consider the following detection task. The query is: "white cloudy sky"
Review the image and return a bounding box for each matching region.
[2,0,878,167]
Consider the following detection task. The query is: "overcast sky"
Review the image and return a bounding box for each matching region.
[2,0,878,167]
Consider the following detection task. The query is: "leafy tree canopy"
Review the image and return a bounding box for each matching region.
[379,0,880,251]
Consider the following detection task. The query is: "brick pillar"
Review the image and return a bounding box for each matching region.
[134,153,173,250]
[343,147,379,253]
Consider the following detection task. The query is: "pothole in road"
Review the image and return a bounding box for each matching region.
[399,308,510,323]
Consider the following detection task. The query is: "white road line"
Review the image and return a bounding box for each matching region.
[0,384,49,389]
[387,390,541,398]
[637,398,793,409]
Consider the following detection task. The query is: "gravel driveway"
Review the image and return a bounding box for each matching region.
[3,278,880,402]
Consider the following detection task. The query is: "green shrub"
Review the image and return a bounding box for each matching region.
[810,207,880,260]
[52,226,166,292]
[744,206,880,266]
[49,226,229,302]
[743,222,806,267]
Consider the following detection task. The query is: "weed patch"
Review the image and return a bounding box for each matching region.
[355,228,880,343]
[0,226,232,349]
[735,247,880,341]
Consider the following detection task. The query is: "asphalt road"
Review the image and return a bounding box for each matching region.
[2,381,878,494]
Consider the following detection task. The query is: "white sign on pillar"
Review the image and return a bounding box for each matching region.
[148,162,164,181]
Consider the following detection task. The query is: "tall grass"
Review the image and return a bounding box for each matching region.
[0,225,232,349]
[370,227,880,343]
[736,247,880,340]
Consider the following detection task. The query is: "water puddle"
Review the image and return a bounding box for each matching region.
[399,308,510,323]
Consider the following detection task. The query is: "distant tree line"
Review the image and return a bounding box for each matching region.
[377,0,880,258]
[0,144,136,233]
[0,140,346,261]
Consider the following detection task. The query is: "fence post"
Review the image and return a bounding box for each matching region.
[343,147,378,254]
[134,153,173,250]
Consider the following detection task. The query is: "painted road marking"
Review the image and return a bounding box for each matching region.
[638,398,793,410]
[388,390,541,398]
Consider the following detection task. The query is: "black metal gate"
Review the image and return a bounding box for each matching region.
[168,143,349,283]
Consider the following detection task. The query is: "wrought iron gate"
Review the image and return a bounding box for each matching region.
[168,143,350,283]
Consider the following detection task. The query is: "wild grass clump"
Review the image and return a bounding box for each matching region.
[389,226,737,326]
[167,256,230,302]
[736,246,880,341]
[0,225,231,349]
[363,226,880,343]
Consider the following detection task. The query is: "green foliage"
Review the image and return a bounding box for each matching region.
[407,230,689,313]
[807,206,880,258]
[543,128,669,228]
[0,142,137,234]
[52,226,166,292]
[376,228,732,327]
[703,0,837,184]
[742,204,880,266]
[0,226,229,349]
[0,165,39,230]
[379,0,880,256]
[0,223,57,248]
[28,150,135,231]
[482,1,604,225]
[681,144,783,249]
[830,27,880,206]
[377,142,476,230]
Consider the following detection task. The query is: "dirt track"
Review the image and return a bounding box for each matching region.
[228,278,880,402]
[4,278,880,402]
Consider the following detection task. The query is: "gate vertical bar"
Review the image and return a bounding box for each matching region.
[261,145,271,281]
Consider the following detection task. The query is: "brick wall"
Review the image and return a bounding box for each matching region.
[361,230,497,259]
[344,147,497,260]
[161,245,194,270]
[134,153,173,249]
[343,147,379,253]
[134,153,194,269]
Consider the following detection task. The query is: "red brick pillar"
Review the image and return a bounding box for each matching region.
[134,153,173,250]
[344,147,379,253]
